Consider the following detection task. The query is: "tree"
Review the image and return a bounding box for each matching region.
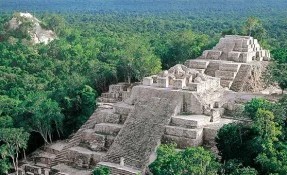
[19,92,63,144]
[92,166,110,175]
[253,109,281,142]
[243,17,261,36]
[161,31,209,69]
[265,48,287,93]
[0,146,11,175]
[117,35,161,83]
[0,128,29,175]
[149,144,220,175]
[222,159,258,175]
[216,123,260,166]
[244,98,285,125]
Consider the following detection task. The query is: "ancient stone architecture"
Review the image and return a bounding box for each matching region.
[18,35,275,175]
[8,13,56,44]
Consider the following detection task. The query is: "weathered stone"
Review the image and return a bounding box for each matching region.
[143,77,153,86]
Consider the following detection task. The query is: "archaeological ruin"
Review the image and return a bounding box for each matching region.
[17,35,277,175]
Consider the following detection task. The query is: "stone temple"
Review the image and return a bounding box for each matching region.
[17,35,275,175]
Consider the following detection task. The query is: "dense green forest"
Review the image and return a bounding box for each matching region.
[1,0,287,174]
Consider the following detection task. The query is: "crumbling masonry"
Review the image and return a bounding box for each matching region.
[18,35,274,175]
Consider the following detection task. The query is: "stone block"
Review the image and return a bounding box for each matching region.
[203,128,218,144]
[206,50,222,60]
[196,69,205,74]
[165,126,201,139]
[228,51,241,62]
[113,103,133,115]
[157,77,169,88]
[94,109,120,124]
[186,60,209,69]
[220,80,233,88]
[143,77,153,86]
[215,70,236,80]
[67,147,93,168]
[94,123,122,136]
[188,83,203,93]
[90,152,106,166]
[219,63,240,72]
[109,84,127,93]
[173,79,186,89]
[24,164,41,174]
[162,134,203,148]
[81,130,106,151]
[240,52,254,62]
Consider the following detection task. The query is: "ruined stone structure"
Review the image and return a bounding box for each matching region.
[8,13,56,44]
[185,35,270,92]
[18,35,274,175]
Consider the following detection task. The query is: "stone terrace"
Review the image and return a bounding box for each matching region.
[20,35,272,175]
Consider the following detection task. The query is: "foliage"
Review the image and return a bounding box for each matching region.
[244,98,285,125]
[216,123,260,166]
[222,159,258,175]
[149,144,220,175]
[217,97,287,174]
[92,166,110,175]
[18,92,64,144]
[159,31,209,69]
[0,128,29,175]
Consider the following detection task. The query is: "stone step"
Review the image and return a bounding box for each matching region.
[94,123,123,136]
[21,164,51,175]
[204,50,222,60]
[162,134,203,149]
[113,102,134,115]
[185,60,209,69]
[220,80,233,88]
[215,70,237,80]
[66,146,106,169]
[108,83,129,93]
[165,126,203,139]
[230,64,252,92]
[81,129,115,151]
[33,151,56,167]
[97,162,142,175]
[94,109,121,124]
[204,61,220,77]
[43,141,67,155]
[171,115,211,128]
[97,97,118,103]
[196,69,205,74]
[52,164,91,175]
[219,63,240,72]
[101,92,120,99]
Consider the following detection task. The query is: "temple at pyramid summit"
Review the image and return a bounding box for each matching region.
[18,35,277,175]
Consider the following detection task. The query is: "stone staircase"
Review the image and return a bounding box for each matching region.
[185,59,209,73]
[99,96,181,174]
[215,63,241,88]
[50,102,134,172]
[162,114,209,148]
[204,61,220,77]
[185,60,242,89]
[230,64,252,92]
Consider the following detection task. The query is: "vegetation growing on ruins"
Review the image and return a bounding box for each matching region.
[92,166,110,175]
[216,97,287,174]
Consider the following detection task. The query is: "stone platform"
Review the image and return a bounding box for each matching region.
[20,35,273,175]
